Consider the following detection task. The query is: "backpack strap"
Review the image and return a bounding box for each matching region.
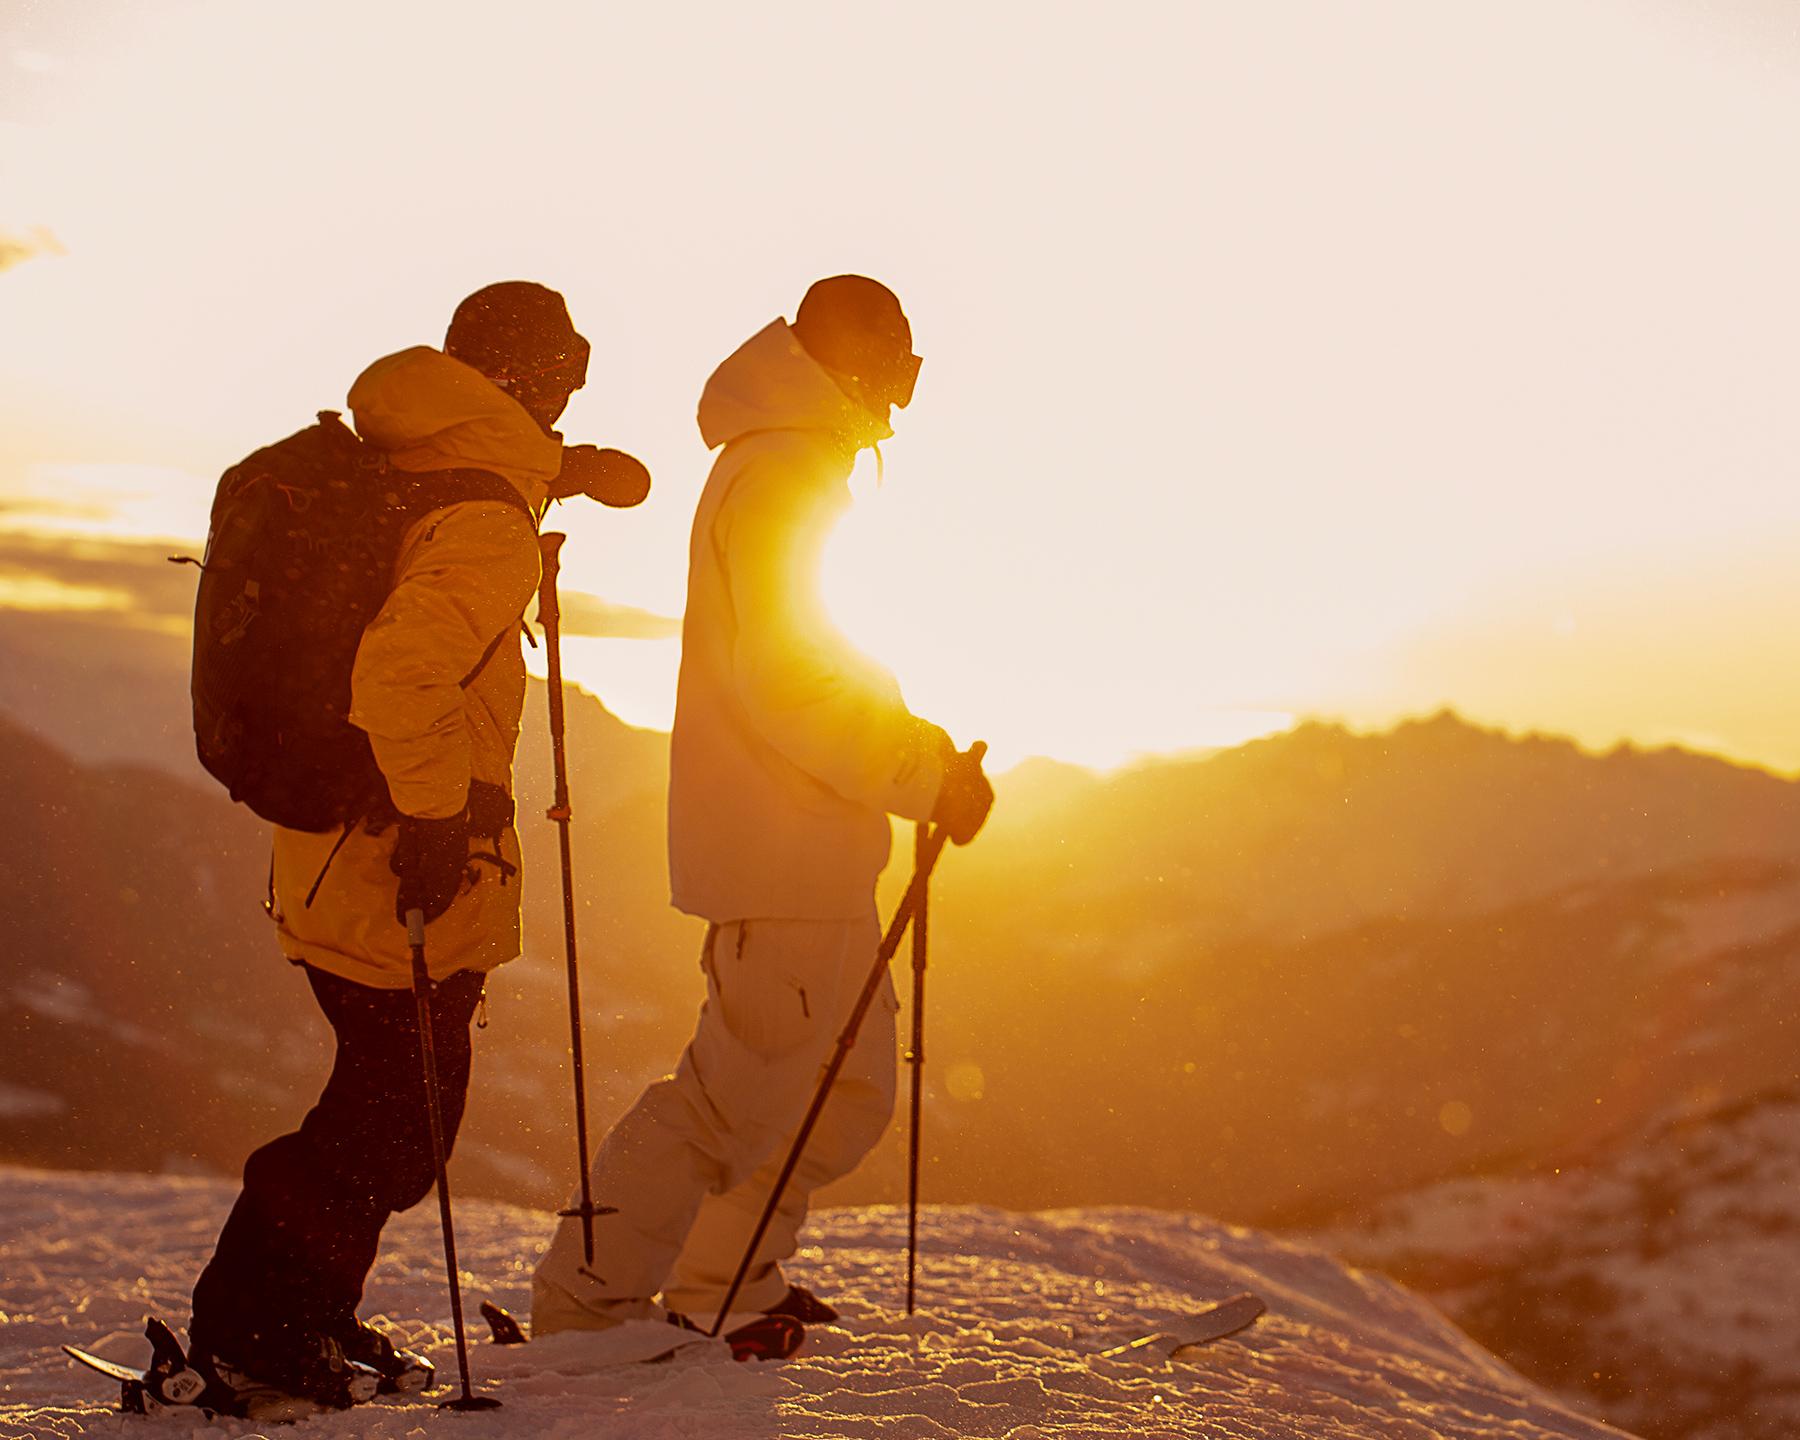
[396,467,538,691]
[406,466,536,525]
[460,621,522,689]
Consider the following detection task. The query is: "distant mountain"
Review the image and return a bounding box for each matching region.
[876,842,1800,1222]
[9,690,1797,1229]
[0,608,199,780]
[845,713,1800,1223]
[1304,1083,1800,1440]
[0,696,700,1208]
[0,712,301,1171]
[939,711,1800,952]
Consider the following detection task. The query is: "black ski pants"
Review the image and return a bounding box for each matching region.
[190,963,485,1352]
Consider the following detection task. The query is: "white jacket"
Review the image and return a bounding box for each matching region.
[668,320,948,922]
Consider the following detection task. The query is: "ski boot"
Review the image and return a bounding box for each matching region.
[667,1308,805,1362]
[767,1283,838,1324]
[189,1329,382,1421]
[337,1318,436,1395]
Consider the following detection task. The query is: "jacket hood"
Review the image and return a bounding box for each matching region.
[348,346,563,505]
[697,320,893,452]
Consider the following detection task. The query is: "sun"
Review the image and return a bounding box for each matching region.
[820,457,1292,772]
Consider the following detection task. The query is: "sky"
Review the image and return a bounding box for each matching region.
[2,0,1798,771]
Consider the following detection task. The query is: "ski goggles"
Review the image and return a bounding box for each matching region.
[508,333,591,392]
[886,347,922,410]
[853,344,920,411]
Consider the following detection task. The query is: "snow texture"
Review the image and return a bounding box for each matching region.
[1306,1086,1800,1440]
[0,1165,1638,1439]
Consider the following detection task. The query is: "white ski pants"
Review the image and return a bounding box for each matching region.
[533,912,895,1331]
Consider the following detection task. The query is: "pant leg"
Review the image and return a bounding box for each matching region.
[533,913,888,1333]
[301,966,484,1331]
[661,961,895,1318]
[192,965,484,1348]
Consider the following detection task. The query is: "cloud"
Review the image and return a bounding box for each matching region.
[0,531,681,645]
[0,532,197,628]
[0,461,211,544]
[553,592,681,641]
[0,574,136,614]
[0,226,67,273]
[0,496,118,525]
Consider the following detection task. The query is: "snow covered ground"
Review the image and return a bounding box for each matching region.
[0,1165,1637,1439]
[1306,1085,1800,1440]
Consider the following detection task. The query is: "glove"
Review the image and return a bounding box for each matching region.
[465,778,514,838]
[549,444,652,507]
[932,744,994,847]
[390,810,471,926]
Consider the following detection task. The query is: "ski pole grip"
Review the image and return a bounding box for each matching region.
[929,741,990,854]
[406,908,426,947]
[539,531,566,595]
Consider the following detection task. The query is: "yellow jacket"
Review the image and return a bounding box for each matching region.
[271,347,561,987]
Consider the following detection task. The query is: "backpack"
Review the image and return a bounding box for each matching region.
[190,410,535,832]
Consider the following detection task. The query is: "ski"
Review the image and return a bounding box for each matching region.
[1168,1291,1266,1356]
[63,1315,381,1421]
[64,1316,217,1419]
[479,1299,804,1363]
[64,1347,209,1419]
[1096,1291,1266,1360]
[480,1302,690,1367]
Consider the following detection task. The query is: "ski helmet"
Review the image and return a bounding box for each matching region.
[792,275,921,413]
[445,281,591,391]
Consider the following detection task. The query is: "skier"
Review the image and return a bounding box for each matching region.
[186,283,598,1411]
[532,275,994,1349]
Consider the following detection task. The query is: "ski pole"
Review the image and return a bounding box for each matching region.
[709,744,984,1336]
[538,532,610,1268]
[904,819,929,1315]
[407,908,501,1413]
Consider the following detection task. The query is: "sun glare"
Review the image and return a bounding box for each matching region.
[818,458,1297,771]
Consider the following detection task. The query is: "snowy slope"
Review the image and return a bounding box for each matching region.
[1305,1085,1800,1440]
[0,1167,1636,1439]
